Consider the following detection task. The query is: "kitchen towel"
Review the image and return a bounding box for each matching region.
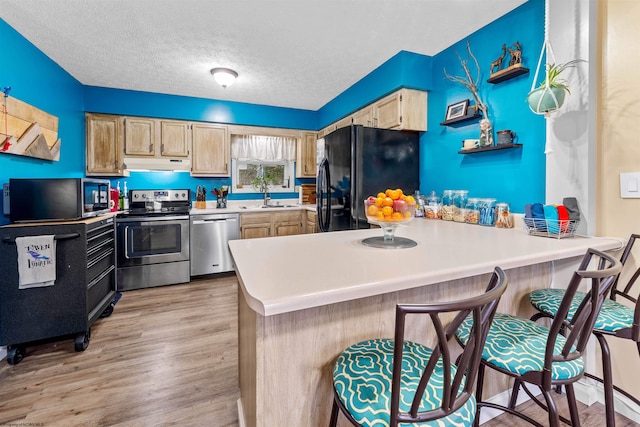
[556,205,570,233]
[544,205,560,234]
[563,197,581,221]
[16,235,56,289]
[531,202,547,231]
[523,203,534,228]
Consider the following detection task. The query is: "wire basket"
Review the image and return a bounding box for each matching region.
[523,218,579,239]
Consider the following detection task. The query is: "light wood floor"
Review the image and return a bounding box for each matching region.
[0,274,636,426]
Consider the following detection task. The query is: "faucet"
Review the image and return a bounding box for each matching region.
[263,189,270,206]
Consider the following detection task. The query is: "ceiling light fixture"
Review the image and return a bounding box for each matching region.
[210,67,238,88]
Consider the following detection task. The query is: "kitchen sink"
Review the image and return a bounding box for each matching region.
[239,204,298,210]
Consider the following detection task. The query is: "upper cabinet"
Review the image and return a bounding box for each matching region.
[352,106,374,127]
[317,88,428,137]
[160,120,190,157]
[86,114,127,177]
[296,132,317,178]
[190,123,230,177]
[123,118,190,158]
[372,89,427,131]
[124,117,155,156]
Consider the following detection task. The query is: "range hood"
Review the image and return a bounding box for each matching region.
[123,157,191,172]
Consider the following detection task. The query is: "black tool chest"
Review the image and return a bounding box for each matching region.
[0,215,117,364]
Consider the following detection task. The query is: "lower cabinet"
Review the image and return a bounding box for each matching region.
[240,210,306,239]
[240,213,272,239]
[306,210,317,233]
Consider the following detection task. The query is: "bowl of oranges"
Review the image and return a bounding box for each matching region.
[364,188,416,226]
[362,188,417,249]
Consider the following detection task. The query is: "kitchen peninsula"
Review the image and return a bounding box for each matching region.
[229,220,624,427]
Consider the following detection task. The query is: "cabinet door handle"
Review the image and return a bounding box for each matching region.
[161,143,165,154]
[150,143,154,153]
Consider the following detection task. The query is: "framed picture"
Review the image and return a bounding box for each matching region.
[445,99,469,121]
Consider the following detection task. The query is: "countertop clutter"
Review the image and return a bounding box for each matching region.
[190,199,315,215]
[229,218,625,316]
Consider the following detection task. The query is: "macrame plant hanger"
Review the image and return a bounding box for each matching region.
[1,86,11,152]
[530,0,558,154]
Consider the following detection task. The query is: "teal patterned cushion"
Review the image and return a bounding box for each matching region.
[332,338,476,427]
[529,289,634,332]
[456,313,584,380]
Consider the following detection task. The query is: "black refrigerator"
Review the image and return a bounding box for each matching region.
[317,125,420,232]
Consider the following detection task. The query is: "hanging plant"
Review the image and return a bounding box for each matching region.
[528,0,586,118]
[526,60,584,115]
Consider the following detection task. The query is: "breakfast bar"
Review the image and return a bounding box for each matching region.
[229,220,624,427]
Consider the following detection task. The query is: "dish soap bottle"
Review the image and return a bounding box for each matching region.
[123,181,129,210]
[117,182,123,210]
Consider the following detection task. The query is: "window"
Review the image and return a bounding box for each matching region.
[230,134,296,194]
[231,159,294,194]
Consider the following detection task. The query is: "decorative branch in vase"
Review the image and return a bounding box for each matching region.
[443,40,493,146]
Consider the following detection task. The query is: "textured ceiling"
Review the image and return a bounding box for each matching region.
[0,0,527,110]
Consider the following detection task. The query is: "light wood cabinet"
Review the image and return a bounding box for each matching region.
[273,211,303,236]
[86,114,127,176]
[240,213,272,239]
[371,89,427,131]
[160,120,190,157]
[124,117,156,156]
[124,118,190,158]
[191,123,230,177]
[352,106,374,127]
[319,88,428,135]
[296,132,317,178]
[240,210,304,239]
[318,124,336,139]
[306,209,317,233]
[334,116,352,130]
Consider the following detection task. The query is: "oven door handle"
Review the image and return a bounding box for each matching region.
[123,225,131,260]
[116,214,189,223]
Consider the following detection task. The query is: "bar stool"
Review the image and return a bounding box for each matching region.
[329,267,507,427]
[456,248,621,427]
[527,234,640,426]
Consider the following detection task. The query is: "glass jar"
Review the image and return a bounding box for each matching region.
[452,190,468,222]
[478,198,497,226]
[465,198,479,224]
[494,202,512,228]
[441,190,455,221]
[413,191,424,217]
[424,191,441,219]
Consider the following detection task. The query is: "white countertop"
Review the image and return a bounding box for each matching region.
[190,199,314,215]
[229,219,625,316]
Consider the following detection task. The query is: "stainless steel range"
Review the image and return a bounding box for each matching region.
[116,189,190,291]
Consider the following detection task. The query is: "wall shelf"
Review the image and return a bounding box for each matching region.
[458,143,522,154]
[440,112,482,127]
[487,66,530,84]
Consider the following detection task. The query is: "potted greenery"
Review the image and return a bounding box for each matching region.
[526,59,584,115]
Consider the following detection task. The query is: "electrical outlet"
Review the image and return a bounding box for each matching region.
[2,183,9,215]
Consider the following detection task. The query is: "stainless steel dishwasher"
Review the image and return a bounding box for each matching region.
[190,213,240,276]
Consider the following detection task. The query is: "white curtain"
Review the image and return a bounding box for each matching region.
[231,135,296,161]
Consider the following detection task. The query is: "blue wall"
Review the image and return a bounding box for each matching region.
[421,0,545,212]
[0,19,85,181]
[0,0,544,224]
[316,51,433,129]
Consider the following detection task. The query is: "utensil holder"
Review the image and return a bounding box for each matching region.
[216,196,227,209]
